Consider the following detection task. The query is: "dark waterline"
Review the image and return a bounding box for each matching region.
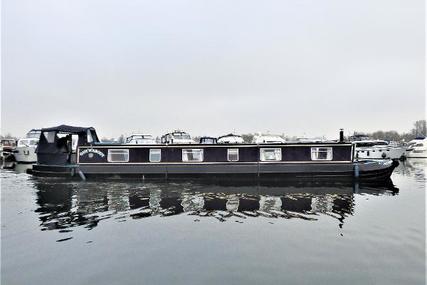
[1,160,425,285]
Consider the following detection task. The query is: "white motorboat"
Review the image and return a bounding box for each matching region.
[353,140,406,160]
[14,129,41,163]
[14,137,39,163]
[253,135,286,144]
[161,130,194,144]
[125,134,156,144]
[294,137,329,143]
[26,129,41,139]
[406,137,427,158]
[217,134,244,144]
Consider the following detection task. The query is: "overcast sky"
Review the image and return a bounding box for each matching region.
[1,0,425,139]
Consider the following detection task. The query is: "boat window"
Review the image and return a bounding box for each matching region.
[182,149,203,162]
[149,149,161,162]
[2,140,14,146]
[43,131,56,143]
[227,149,239,162]
[260,148,282,161]
[107,149,129,162]
[87,130,94,144]
[415,143,424,147]
[18,140,29,147]
[18,139,38,147]
[311,147,333,160]
[175,134,191,140]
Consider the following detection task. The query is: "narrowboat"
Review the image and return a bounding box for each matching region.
[31,125,398,182]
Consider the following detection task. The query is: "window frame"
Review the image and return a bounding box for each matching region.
[107,149,130,163]
[310,147,333,161]
[182,149,204,162]
[227,148,239,162]
[260,148,282,161]
[149,149,162,162]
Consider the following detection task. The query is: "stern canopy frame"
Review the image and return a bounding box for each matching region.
[37,125,99,165]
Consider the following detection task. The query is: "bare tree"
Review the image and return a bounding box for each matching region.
[241,134,254,143]
[412,120,426,137]
[117,135,125,144]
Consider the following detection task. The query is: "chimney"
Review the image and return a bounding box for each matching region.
[339,129,344,143]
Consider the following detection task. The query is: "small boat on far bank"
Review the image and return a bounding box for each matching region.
[14,129,42,163]
[0,139,16,160]
[406,137,427,158]
[353,140,406,161]
[125,134,156,145]
[161,130,194,144]
[14,138,39,163]
[217,134,244,144]
[26,129,42,139]
[253,135,286,144]
[199,136,217,144]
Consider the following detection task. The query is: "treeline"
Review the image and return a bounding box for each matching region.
[356,120,426,142]
[0,133,17,140]
[2,120,425,143]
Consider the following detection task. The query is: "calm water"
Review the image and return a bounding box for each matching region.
[1,160,425,285]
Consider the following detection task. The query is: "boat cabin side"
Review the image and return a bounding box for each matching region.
[77,143,354,164]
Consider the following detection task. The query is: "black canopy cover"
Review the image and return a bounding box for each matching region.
[37,125,99,165]
[41,124,96,134]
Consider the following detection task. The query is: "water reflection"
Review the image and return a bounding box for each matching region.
[32,178,399,233]
[395,158,427,183]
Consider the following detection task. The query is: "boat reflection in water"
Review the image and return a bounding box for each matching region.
[33,178,398,232]
[395,158,427,183]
